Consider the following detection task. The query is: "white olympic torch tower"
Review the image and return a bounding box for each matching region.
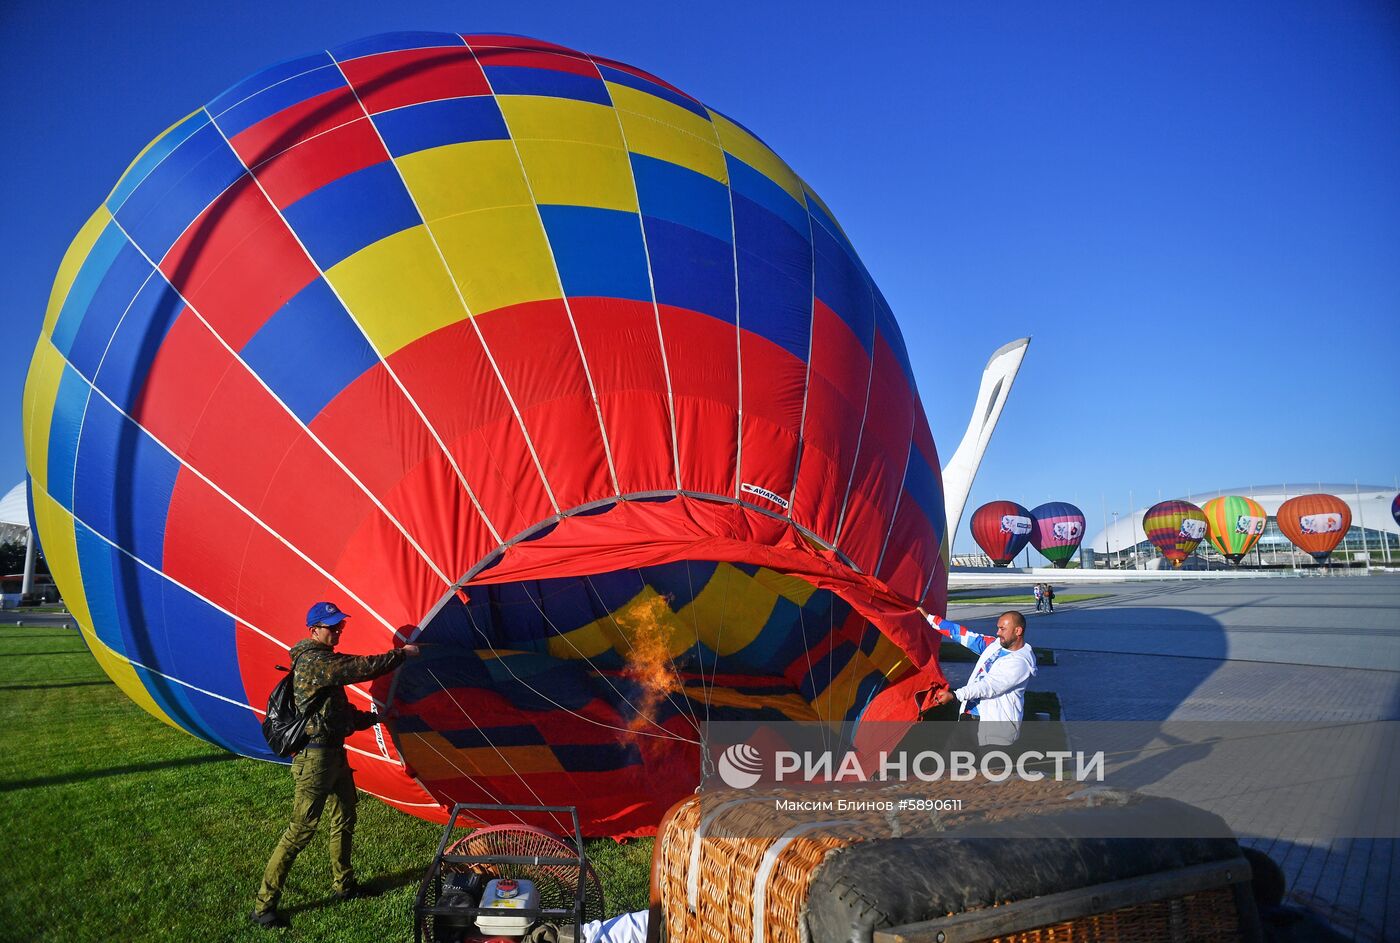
[940,337,1031,544]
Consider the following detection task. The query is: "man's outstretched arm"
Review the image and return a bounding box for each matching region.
[320,647,411,686]
[918,608,994,655]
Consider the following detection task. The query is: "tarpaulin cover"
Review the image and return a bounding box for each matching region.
[22,32,948,834]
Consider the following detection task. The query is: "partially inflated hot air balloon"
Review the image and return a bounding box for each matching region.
[1028,502,1084,568]
[22,33,949,837]
[1143,500,1207,567]
[1202,496,1267,564]
[970,500,1033,566]
[1277,494,1351,563]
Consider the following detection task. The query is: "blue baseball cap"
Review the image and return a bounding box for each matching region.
[306,601,349,628]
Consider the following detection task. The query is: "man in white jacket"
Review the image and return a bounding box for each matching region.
[920,609,1036,748]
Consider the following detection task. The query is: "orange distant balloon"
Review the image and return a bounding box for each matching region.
[1276,494,1351,563]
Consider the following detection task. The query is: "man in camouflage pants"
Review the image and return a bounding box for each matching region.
[250,601,420,929]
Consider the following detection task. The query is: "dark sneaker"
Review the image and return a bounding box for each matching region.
[333,882,377,902]
[249,908,289,929]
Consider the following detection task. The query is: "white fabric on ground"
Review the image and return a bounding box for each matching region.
[582,909,648,943]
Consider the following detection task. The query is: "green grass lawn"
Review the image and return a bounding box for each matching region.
[946,594,1105,606]
[0,627,652,941]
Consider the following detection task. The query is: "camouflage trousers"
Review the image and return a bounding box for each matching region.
[254,747,357,911]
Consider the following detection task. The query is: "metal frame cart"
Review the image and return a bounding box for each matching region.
[413,803,589,943]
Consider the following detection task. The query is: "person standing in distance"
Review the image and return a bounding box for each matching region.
[919,608,1036,750]
[251,602,420,929]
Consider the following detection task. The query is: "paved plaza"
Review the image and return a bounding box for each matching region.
[946,573,1400,942]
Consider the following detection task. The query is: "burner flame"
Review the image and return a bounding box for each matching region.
[616,593,683,733]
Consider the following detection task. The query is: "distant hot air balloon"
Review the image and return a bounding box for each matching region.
[1391,493,1399,528]
[1029,502,1085,568]
[970,501,1033,566]
[1277,494,1351,563]
[1202,496,1267,564]
[1143,499,1208,567]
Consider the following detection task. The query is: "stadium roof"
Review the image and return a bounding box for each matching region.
[0,481,27,543]
[1182,484,1393,499]
[0,481,26,529]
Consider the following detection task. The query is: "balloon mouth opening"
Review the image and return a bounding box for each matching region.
[370,494,941,834]
[385,554,906,833]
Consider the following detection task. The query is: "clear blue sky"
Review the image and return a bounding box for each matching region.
[3,1,1397,551]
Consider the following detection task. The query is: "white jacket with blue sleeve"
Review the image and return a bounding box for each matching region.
[926,614,1036,746]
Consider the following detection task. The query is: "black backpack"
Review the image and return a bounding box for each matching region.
[262,654,330,757]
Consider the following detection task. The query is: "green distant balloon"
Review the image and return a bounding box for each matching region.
[1202,496,1267,564]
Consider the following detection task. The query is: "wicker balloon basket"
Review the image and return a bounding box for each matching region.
[649,779,1259,943]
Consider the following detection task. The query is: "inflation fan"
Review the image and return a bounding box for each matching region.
[414,804,604,943]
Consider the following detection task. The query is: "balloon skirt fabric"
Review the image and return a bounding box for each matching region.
[21,33,948,835]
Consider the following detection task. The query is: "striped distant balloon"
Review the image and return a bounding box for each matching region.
[1202,496,1267,564]
[1029,502,1084,568]
[1277,494,1351,563]
[1143,499,1207,567]
[970,500,1033,567]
